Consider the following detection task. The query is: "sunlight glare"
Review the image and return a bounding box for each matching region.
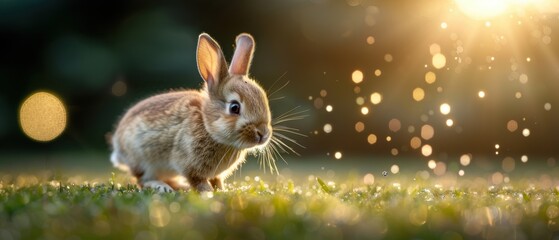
[455,0,508,20]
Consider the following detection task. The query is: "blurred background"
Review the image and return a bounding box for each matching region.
[1,0,559,181]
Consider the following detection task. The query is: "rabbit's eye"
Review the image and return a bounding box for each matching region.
[229,101,241,115]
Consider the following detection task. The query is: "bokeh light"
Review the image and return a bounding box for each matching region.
[356,97,365,105]
[334,151,342,160]
[433,162,446,176]
[432,53,446,69]
[478,91,485,98]
[323,124,332,133]
[439,103,451,115]
[353,86,361,94]
[421,144,433,157]
[366,36,375,45]
[424,71,436,84]
[428,160,436,169]
[367,134,377,144]
[492,172,504,184]
[412,88,425,101]
[502,157,515,172]
[460,154,471,166]
[111,80,127,97]
[390,164,400,174]
[355,122,365,133]
[522,128,530,137]
[445,119,454,127]
[410,137,422,149]
[361,107,369,115]
[370,92,382,105]
[544,102,551,111]
[388,119,401,132]
[519,74,528,84]
[507,120,518,132]
[384,54,393,62]
[19,91,67,142]
[352,70,364,84]
[421,125,435,140]
[313,98,324,109]
[363,173,375,184]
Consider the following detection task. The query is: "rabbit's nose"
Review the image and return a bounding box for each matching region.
[255,124,270,144]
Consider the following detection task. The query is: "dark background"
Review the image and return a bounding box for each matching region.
[1,0,558,164]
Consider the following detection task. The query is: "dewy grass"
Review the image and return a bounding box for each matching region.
[1,175,559,239]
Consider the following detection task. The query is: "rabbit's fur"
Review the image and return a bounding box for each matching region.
[111,33,271,192]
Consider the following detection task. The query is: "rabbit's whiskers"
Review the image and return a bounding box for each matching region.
[255,106,307,175]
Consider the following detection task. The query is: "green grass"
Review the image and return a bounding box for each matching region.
[2,174,559,239]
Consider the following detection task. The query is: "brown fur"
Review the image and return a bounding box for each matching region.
[110,33,271,192]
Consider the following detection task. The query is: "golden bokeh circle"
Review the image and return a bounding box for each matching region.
[19,91,67,142]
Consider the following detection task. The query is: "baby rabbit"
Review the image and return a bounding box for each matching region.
[110,33,272,192]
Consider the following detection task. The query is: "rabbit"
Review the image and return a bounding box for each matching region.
[110,33,272,193]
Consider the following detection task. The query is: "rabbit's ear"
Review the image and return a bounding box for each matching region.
[197,33,228,91]
[229,33,255,76]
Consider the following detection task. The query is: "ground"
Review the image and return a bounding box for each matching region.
[1,154,559,239]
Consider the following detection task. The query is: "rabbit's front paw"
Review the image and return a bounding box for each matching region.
[144,181,175,193]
